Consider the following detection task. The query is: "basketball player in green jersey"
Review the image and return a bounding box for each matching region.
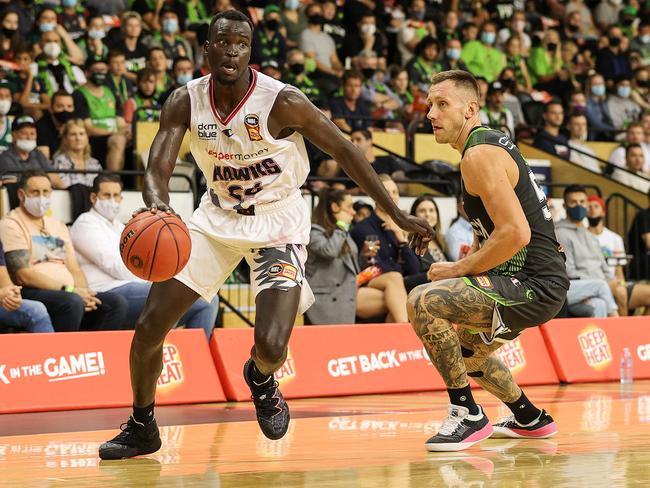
[407,70,569,452]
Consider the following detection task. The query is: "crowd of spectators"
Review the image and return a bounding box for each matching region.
[1,0,650,330]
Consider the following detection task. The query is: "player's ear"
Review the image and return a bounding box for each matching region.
[203,41,210,59]
[465,100,479,119]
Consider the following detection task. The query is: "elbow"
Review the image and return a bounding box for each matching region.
[14,269,30,287]
[515,226,531,249]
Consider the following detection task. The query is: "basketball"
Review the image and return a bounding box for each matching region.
[120,211,192,282]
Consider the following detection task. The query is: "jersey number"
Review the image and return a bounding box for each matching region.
[228,182,263,202]
[528,171,552,221]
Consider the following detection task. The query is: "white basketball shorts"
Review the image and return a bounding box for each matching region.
[174,191,315,314]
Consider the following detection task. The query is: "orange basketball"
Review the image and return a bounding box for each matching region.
[120,211,192,282]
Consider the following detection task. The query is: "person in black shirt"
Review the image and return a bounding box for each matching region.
[35,91,76,160]
[340,9,385,62]
[109,11,150,80]
[533,101,569,159]
[251,5,287,69]
[628,190,650,281]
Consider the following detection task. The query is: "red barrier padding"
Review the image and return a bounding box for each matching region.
[541,317,650,383]
[210,323,558,401]
[0,329,225,414]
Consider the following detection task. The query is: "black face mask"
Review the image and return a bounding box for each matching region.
[568,24,579,33]
[308,14,324,26]
[547,42,558,51]
[90,72,107,85]
[265,19,280,31]
[53,110,74,123]
[609,36,621,47]
[289,63,304,75]
[622,18,634,27]
[2,27,16,38]
[500,78,516,91]
[587,216,602,227]
[361,68,376,80]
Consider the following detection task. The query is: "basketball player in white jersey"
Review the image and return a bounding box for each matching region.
[98,10,432,459]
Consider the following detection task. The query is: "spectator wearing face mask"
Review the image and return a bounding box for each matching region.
[0,116,65,188]
[70,174,219,336]
[440,38,467,72]
[283,49,321,103]
[33,8,84,66]
[596,26,633,88]
[0,80,13,154]
[281,0,307,50]
[251,5,288,69]
[567,113,601,173]
[123,68,162,126]
[158,56,195,106]
[0,10,21,61]
[36,91,76,160]
[631,68,650,112]
[341,10,384,62]
[78,15,109,64]
[84,0,128,16]
[479,81,515,139]
[497,11,531,54]
[527,30,567,91]
[630,21,650,64]
[150,8,193,65]
[460,22,505,83]
[606,77,642,130]
[585,73,617,140]
[36,30,86,97]
[73,59,130,171]
[398,0,435,65]
[358,50,402,119]
[0,170,129,332]
[565,0,599,39]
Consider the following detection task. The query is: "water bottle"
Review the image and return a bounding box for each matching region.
[620,347,634,384]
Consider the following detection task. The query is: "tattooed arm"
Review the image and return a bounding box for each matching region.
[5,250,68,290]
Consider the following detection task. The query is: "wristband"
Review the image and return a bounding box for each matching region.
[336,220,350,231]
[61,285,75,292]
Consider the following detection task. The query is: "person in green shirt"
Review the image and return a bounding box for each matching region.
[460,22,505,83]
[527,30,564,87]
[150,8,193,66]
[73,59,130,171]
[283,49,321,103]
[504,35,532,93]
[407,36,442,93]
[78,15,110,64]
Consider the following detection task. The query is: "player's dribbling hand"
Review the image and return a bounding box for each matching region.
[133,202,176,217]
[427,262,460,282]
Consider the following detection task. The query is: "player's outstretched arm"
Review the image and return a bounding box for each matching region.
[452,145,531,276]
[142,86,191,212]
[271,86,433,253]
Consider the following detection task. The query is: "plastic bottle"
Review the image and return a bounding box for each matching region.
[620,347,633,384]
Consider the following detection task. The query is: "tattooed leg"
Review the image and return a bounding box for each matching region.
[457,327,522,403]
[407,279,494,388]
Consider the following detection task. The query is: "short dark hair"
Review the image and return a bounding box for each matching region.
[19,170,50,189]
[209,9,253,39]
[626,143,643,156]
[51,90,73,106]
[568,112,586,122]
[136,67,157,83]
[563,184,587,202]
[92,174,122,194]
[147,46,166,60]
[351,128,372,140]
[85,57,107,71]
[107,50,126,62]
[430,70,479,100]
[544,100,563,113]
[172,56,192,71]
[342,69,364,84]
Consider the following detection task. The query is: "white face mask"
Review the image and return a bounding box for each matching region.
[0,99,10,115]
[361,24,376,35]
[23,195,50,218]
[43,42,61,59]
[16,138,36,153]
[94,197,121,221]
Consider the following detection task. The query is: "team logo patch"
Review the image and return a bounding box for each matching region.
[268,261,298,281]
[475,275,493,288]
[244,114,263,141]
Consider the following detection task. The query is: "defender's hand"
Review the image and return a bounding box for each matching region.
[395,214,433,256]
[133,201,176,217]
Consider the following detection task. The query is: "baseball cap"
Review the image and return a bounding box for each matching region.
[488,81,504,94]
[264,5,281,17]
[587,195,606,213]
[0,79,11,92]
[12,115,36,132]
[261,59,280,70]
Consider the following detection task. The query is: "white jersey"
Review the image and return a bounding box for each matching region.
[186,69,310,214]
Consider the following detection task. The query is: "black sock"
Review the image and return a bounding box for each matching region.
[505,392,541,425]
[447,385,480,415]
[133,401,155,425]
[250,361,272,386]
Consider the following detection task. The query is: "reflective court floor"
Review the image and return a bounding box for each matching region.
[1,381,649,487]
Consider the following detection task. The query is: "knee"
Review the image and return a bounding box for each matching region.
[407,284,428,331]
[108,133,126,149]
[461,345,484,374]
[255,332,288,367]
[134,308,168,344]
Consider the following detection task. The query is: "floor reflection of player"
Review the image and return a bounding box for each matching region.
[98,10,432,459]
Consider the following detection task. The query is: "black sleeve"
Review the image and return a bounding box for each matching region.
[72,91,90,120]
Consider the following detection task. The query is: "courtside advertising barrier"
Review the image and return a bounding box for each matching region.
[0,329,224,414]
[210,323,558,401]
[541,317,650,383]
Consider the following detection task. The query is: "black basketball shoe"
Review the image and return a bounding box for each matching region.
[98,417,162,460]
[492,409,557,438]
[425,405,493,452]
[243,358,290,440]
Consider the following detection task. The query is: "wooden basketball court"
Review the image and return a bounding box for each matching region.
[1,381,649,487]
